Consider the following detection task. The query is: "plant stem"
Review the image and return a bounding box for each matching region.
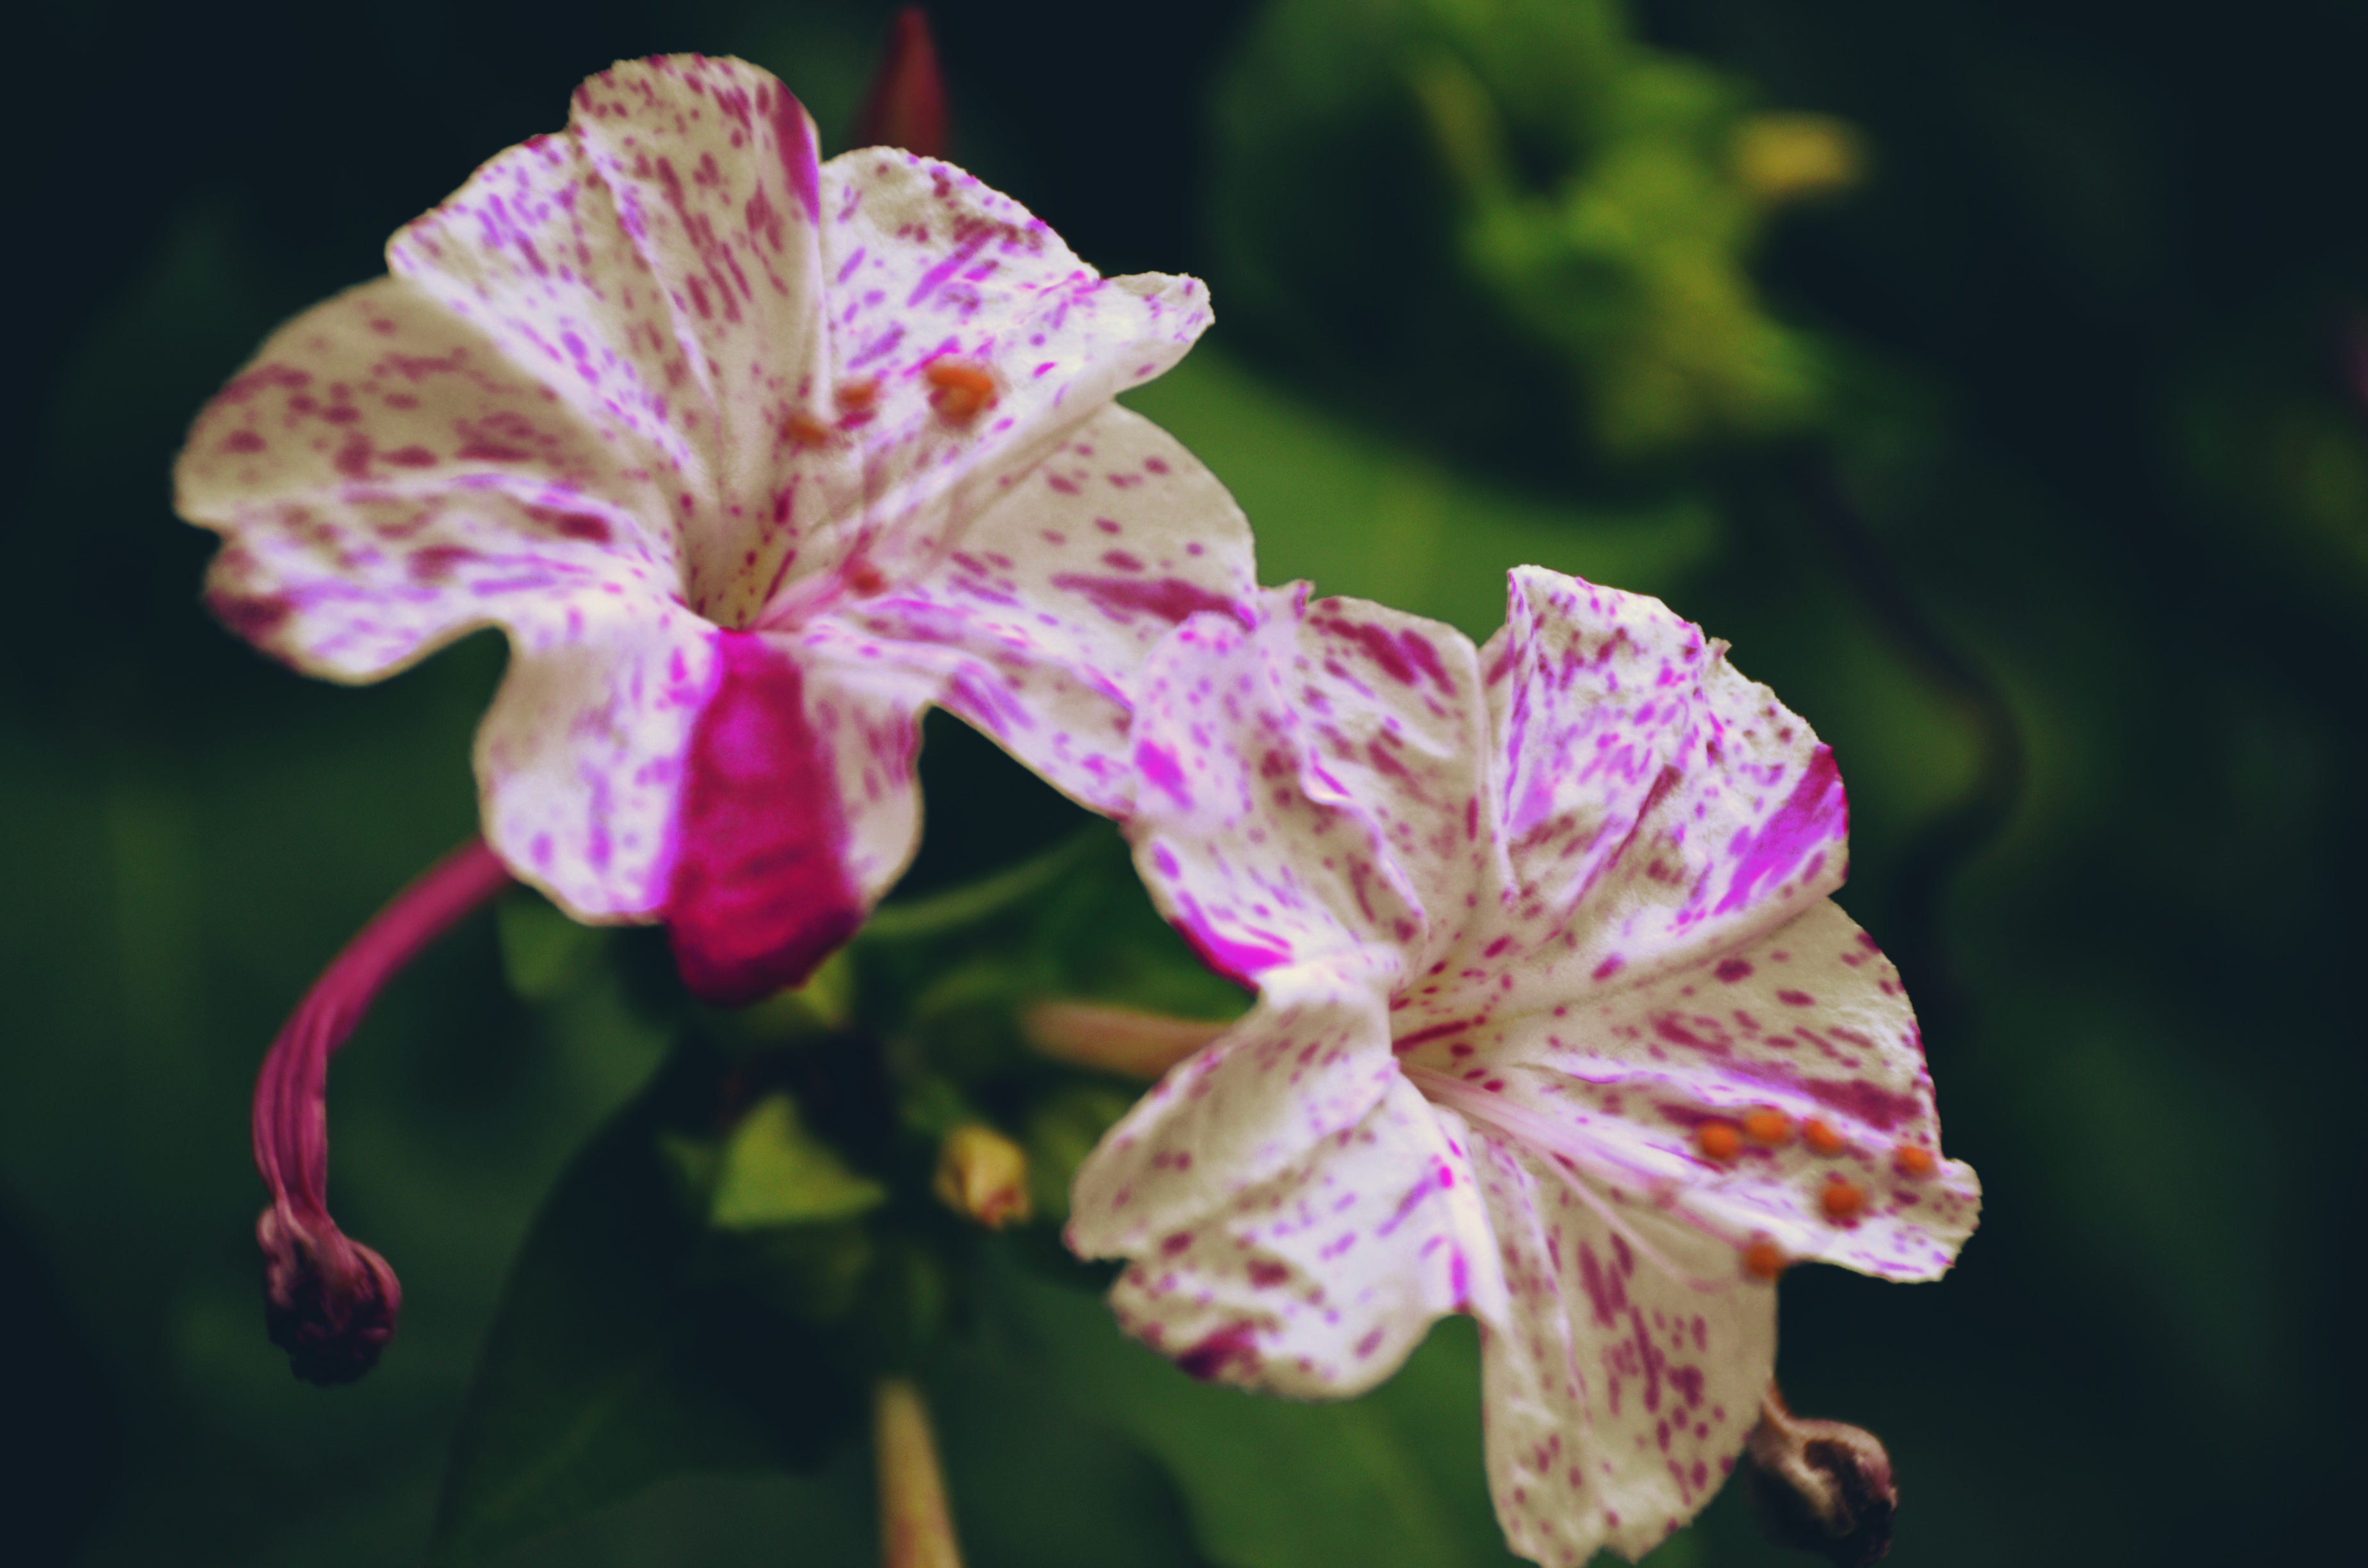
[874,1377,963,1568]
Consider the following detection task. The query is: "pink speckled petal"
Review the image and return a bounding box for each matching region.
[1067,951,1404,1260]
[474,599,714,920]
[177,277,673,680]
[390,56,828,620]
[1279,593,1494,940]
[784,150,1213,600]
[1470,1133,1777,1567]
[841,404,1254,812]
[772,619,941,911]
[1413,899,1978,1284]
[1101,1077,1504,1399]
[1470,568,1847,1002]
[1124,592,1430,983]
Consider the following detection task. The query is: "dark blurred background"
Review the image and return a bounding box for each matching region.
[2,1,2359,1564]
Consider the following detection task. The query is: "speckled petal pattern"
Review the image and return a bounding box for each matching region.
[179,276,673,681]
[1120,591,1427,984]
[1431,899,1979,1282]
[1468,568,1849,1004]
[1069,951,1404,1257]
[1471,1135,1777,1566]
[473,601,712,918]
[789,150,1212,605]
[837,404,1254,813]
[1103,1077,1504,1398]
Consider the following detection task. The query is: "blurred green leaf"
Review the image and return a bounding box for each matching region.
[926,1332,1219,1568]
[709,1093,888,1231]
[980,1260,1521,1568]
[497,894,609,1003]
[1122,348,1717,640]
[431,1059,861,1565]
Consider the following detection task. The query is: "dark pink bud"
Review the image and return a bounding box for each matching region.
[1742,1385,1900,1568]
[851,7,950,158]
[251,837,511,1384]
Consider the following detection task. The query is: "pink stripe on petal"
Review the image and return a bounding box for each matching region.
[664,631,863,1004]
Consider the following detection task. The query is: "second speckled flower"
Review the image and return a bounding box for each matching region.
[1069,568,1978,1566]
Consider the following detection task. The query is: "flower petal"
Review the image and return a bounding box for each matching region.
[390,56,829,616]
[1418,898,1978,1284]
[837,403,1255,813]
[773,619,941,910]
[1470,1132,1777,1566]
[474,597,713,919]
[1101,1077,1504,1399]
[177,276,673,681]
[1125,591,1443,983]
[1282,593,1494,941]
[788,149,1213,607]
[1471,567,1848,1003]
[1067,951,1403,1259]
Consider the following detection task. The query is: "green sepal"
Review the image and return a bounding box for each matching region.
[708,1091,889,1230]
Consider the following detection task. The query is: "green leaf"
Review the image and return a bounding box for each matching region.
[497,892,611,1001]
[432,1057,863,1564]
[980,1257,1524,1568]
[709,1092,889,1230]
[926,1338,1219,1568]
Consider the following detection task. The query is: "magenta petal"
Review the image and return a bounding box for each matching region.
[665,630,868,1004]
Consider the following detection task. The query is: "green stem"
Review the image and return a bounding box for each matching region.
[861,826,1112,943]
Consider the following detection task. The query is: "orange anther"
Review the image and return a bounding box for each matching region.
[1820,1177,1866,1223]
[844,562,887,596]
[1696,1120,1743,1163]
[782,409,834,448]
[1893,1143,1937,1179]
[1742,1238,1787,1281]
[925,358,997,422]
[1742,1107,1792,1147]
[835,377,880,411]
[1801,1118,1846,1157]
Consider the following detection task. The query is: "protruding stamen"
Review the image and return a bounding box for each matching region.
[875,1377,965,1568]
[851,7,950,159]
[252,837,512,1384]
[784,409,836,448]
[924,359,997,423]
[1743,1107,1793,1146]
[1741,1237,1788,1282]
[1802,1118,1847,1157]
[1697,1120,1743,1163]
[933,1124,1032,1229]
[1892,1143,1937,1179]
[1820,1177,1867,1223]
[1742,1385,1898,1568]
[1019,1000,1228,1079]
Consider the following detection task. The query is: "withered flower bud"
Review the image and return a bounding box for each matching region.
[1742,1385,1898,1568]
[932,1124,1032,1229]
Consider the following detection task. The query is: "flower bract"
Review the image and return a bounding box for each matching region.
[1067,567,1979,1565]
[177,53,1252,1005]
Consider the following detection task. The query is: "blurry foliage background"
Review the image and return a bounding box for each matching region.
[2,0,2361,1564]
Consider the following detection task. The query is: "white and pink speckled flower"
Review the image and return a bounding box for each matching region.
[177,53,1251,1005]
[1067,567,1979,1567]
